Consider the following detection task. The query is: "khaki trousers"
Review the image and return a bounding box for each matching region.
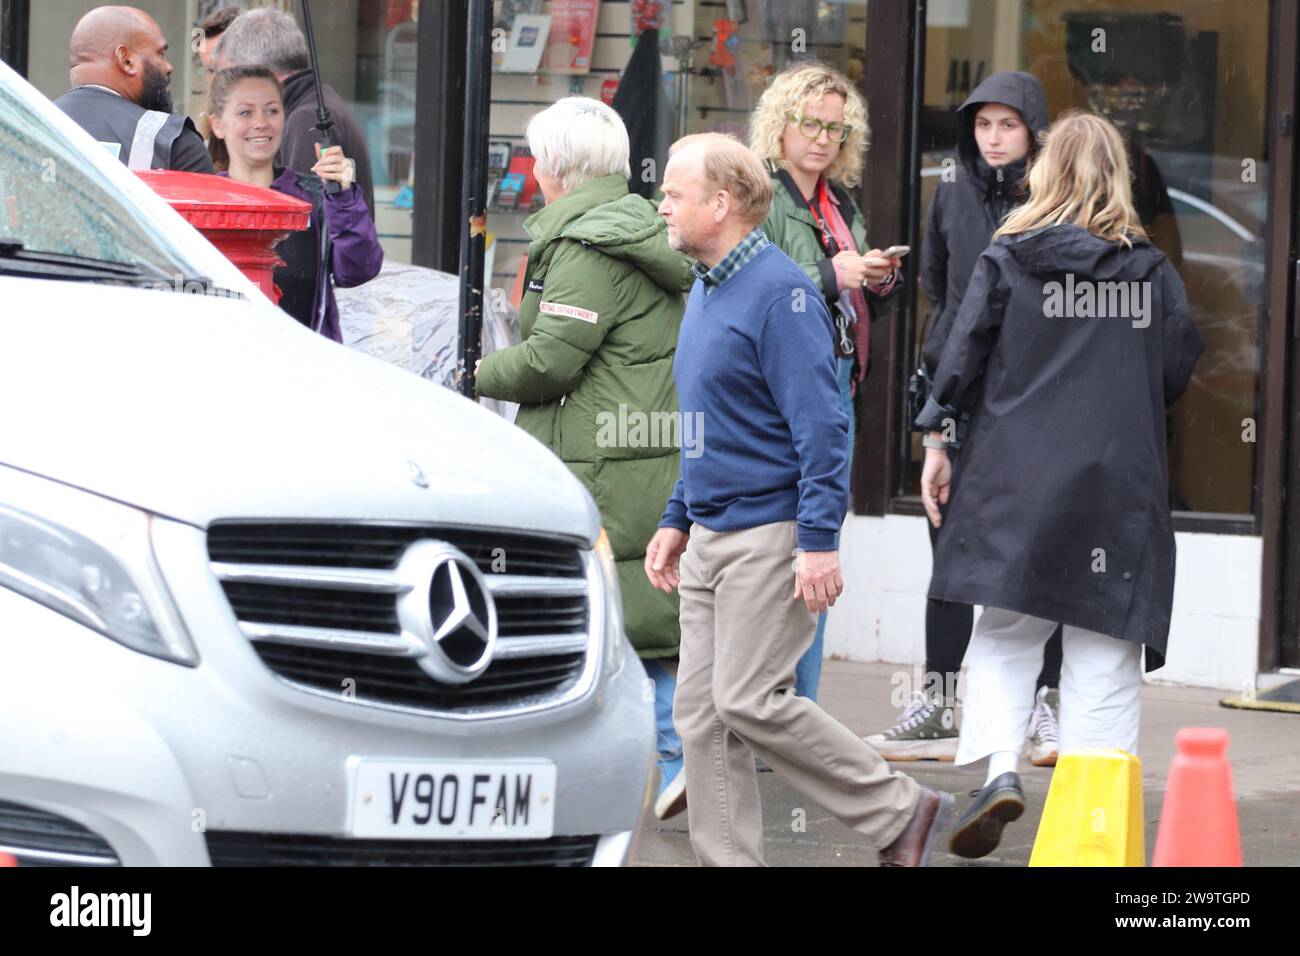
[673,520,919,866]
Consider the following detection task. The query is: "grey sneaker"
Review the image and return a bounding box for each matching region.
[1028,685,1059,767]
[864,691,959,761]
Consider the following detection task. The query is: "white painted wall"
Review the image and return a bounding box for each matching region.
[825,513,1263,692]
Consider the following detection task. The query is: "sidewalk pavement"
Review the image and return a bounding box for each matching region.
[632,659,1300,866]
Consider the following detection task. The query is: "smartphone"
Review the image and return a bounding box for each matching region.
[866,245,911,267]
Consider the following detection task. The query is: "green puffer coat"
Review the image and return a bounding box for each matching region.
[476,174,694,659]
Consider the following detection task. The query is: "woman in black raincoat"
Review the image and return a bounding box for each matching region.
[915,111,1203,859]
[866,71,1063,766]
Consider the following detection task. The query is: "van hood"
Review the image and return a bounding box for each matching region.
[0,278,600,543]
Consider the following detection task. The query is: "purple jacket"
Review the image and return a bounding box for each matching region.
[220,168,384,341]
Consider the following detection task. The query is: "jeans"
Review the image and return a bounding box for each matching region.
[642,658,684,793]
[795,355,856,701]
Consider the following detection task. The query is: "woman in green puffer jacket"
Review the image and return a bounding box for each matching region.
[475,97,694,820]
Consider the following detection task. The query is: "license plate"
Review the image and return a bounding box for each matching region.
[348,758,556,839]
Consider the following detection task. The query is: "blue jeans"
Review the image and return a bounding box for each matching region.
[642,659,684,792]
[795,356,856,701]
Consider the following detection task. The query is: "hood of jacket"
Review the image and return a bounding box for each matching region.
[957,71,1050,179]
[1000,223,1168,281]
[526,173,693,294]
[564,190,694,295]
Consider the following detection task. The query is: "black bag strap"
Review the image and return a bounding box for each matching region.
[826,180,858,230]
[775,169,840,258]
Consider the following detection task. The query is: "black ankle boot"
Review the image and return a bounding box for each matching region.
[948,771,1025,859]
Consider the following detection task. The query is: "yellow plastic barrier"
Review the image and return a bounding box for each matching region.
[1029,748,1144,867]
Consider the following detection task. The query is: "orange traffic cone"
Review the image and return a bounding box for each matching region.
[0,852,16,866]
[1153,728,1242,866]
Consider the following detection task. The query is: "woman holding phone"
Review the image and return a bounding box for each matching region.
[749,60,903,703]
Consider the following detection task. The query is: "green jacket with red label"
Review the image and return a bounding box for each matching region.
[476,173,694,658]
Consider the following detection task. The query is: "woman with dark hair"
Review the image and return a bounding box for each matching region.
[207,65,383,340]
[865,71,1065,766]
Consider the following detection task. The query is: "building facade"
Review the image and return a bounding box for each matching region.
[4,0,1296,692]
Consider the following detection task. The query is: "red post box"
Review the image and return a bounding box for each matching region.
[135,171,311,302]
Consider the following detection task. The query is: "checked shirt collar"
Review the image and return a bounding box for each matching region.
[692,228,770,295]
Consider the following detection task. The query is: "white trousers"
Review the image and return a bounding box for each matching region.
[957,606,1143,765]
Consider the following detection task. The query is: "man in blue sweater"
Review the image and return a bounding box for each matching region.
[644,133,953,866]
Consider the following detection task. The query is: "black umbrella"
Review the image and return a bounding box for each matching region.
[297,0,339,337]
[299,0,340,197]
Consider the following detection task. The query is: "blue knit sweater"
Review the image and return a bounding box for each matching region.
[660,242,849,550]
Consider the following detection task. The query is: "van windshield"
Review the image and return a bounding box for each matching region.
[0,76,211,283]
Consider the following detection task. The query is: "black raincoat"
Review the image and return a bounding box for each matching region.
[915,225,1204,670]
[921,71,1049,376]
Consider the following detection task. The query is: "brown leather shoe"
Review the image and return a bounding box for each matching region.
[878,786,955,867]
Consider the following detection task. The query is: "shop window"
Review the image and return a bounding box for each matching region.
[483,0,868,304]
[186,1,419,264]
[910,0,1267,519]
[299,0,418,265]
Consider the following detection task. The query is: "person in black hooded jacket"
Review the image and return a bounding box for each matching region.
[916,111,1202,859]
[865,71,1064,765]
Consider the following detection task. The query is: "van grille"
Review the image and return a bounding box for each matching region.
[0,800,120,866]
[253,644,587,711]
[207,522,595,717]
[207,522,584,576]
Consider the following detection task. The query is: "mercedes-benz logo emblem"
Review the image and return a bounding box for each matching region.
[430,559,491,666]
[393,541,497,683]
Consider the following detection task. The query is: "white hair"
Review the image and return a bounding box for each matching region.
[525,97,631,193]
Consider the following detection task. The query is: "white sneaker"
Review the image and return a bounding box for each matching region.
[1027,685,1060,767]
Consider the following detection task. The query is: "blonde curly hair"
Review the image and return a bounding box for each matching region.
[748,60,869,189]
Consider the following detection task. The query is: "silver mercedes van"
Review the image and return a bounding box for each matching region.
[0,58,652,867]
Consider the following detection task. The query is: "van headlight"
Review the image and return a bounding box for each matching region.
[0,465,196,665]
[594,528,627,677]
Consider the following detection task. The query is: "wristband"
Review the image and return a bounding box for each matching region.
[921,434,948,450]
